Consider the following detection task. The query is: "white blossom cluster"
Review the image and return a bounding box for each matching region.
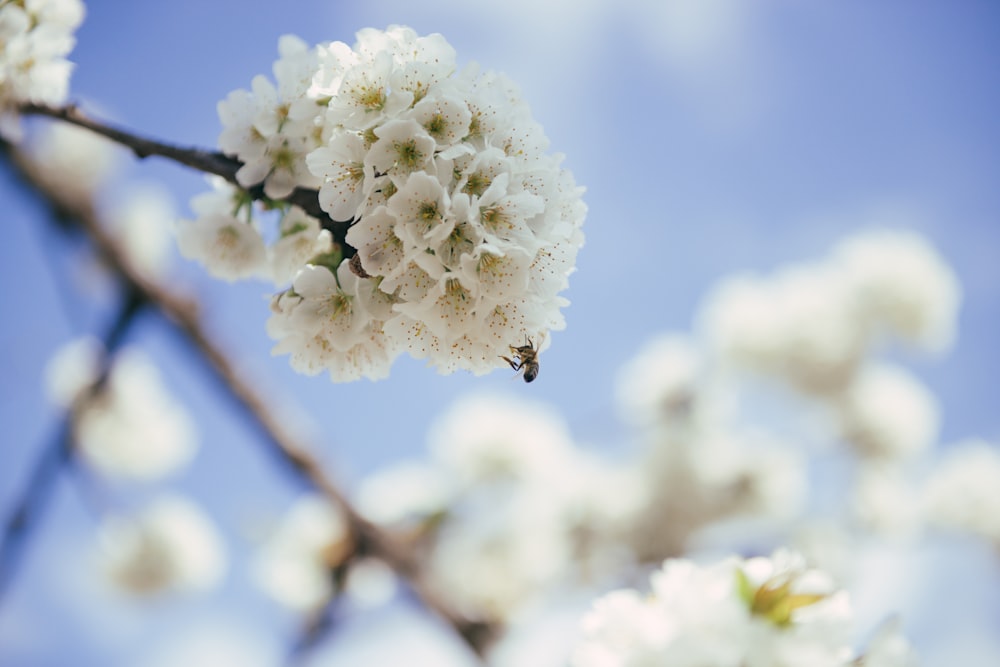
[97,495,227,596]
[699,228,957,463]
[922,439,1000,547]
[572,550,917,667]
[251,494,352,613]
[615,333,806,559]
[700,229,959,398]
[357,393,639,622]
[178,26,585,381]
[0,0,85,137]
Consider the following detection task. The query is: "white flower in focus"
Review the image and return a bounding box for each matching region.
[267,206,333,285]
[98,495,226,595]
[834,229,960,352]
[923,440,1000,546]
[176,178,268,282]
[836,363,939,461]
[217,35,324,198]
[0,0,85,138]
[210,26,585,382]
[572,550,887,667]
[252,495,351,613]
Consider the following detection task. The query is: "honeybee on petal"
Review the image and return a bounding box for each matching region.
[501,335,542,383]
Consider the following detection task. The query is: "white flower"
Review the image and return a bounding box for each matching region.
[0,0,85,138]
[923,440,1000,546]
[204,27,585,382]
[20,120,122,206]
[852,465,923,537]
[427,393,577,485]
[43,335,102,408]
[834,229,961,352]
[615,334,706,427]
[108,184,177,280]
[699,262,864,396]
[836,362,939,461]
[176,179,268,282]
[45,341,197,481]
[355,461,455,526]
[572,550,892,667]
[98,495,226,595]
[267,207,333,285]
[217,35,324,198]
[252,495,351,613]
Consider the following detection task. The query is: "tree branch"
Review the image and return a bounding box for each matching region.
[2,139,493,658]
[0,288,144,602]
[17,103,353,254]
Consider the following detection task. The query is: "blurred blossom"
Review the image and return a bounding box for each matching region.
[852,465,923,539]
[700,262,864,396]
[614,333,710,428]
[107,183,177,279]
[44,341,197,481]
[836,363,940,462]
[833,229,961,353]
[98,495,227,595]
[629,427,805,560]
[355,460,455,526]
[20,119,122,206]
[428,393,577,486]
[375,393,640,623]
[698,228,961,399]
[251,494,352,613]
[923,440,1000,547]
[344,557,398,609]
[43,334,102,408]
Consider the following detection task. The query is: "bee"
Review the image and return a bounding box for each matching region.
[501,335,541,383]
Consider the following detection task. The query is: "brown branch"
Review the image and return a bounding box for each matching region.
[2,139,493,657]
[17,103,353,254]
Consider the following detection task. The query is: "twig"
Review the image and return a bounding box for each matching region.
[2,139,494,657]
[0,288,144,601]
[17,103,352,253]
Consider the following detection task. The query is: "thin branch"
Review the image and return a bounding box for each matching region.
[0,288,144,602]
[17,103,353,253]
[2,139,494,658]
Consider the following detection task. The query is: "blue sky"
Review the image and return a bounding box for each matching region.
[2,1,999,665]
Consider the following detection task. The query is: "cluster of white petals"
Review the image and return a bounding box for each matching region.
[614,333,805,559]
[699,229,960,397]
[922,440,1000,547]
[44,339,197,481]
[180,26,585,381]
[97,495,226,595]
[0,0,85,137]
[251,495,351,613]
[572,550,916,667]
[358,393,638,622]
